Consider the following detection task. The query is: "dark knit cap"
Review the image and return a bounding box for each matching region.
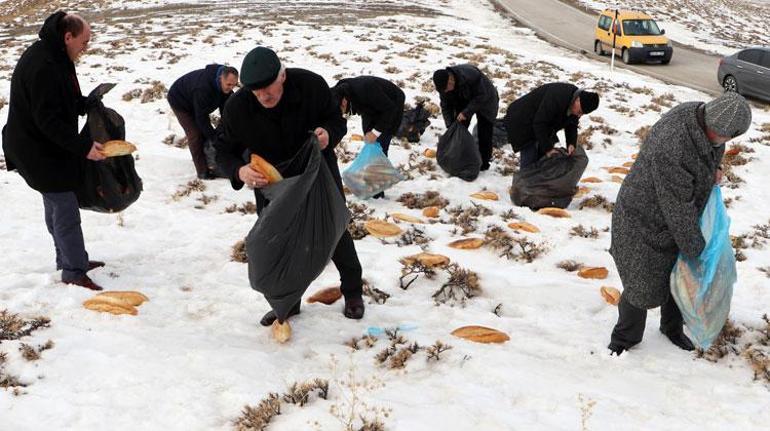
[579,91,600,114]
[433,69,449,92]
[241,47,281,89]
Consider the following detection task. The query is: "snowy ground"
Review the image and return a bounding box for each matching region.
[2,0,770,430]
[570,0,770,56]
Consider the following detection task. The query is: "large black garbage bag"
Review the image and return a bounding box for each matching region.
[246,137,351,321]
[510,146,588,210]
[471,118,508,148]
[77,83,143,213]
[396,102,431,143]
[437,122,481,181]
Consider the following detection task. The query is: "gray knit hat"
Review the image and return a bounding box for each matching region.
[704,92,752,138]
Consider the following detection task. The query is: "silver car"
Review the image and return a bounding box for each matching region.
[718,47,770,102]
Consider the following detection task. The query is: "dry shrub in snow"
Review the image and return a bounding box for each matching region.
[233,393,281,431]
[557,260,583,272]
[0,310,50,342]
[347,202,374,240]
[696,316,770,386]
[579,195,615,213]
[484,226,548,262]
[362,279,390,305]
[231,240,247,263]
[224,202,257,215]
[634,125,652,144]
[163,134,188,149]
[0,96,6,110]
[399,261,439,290]
[140,80,167,103]
[19,340,53,362]
[447,203,493,235]
[396,225,431,247]
[283,379,329,406]
[397,191,449,209]
[570,225,600,239]
[425,341,453,362]
[171,179,206,201]
[432,263,481,306]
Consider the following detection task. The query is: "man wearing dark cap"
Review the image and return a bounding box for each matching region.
[168,64,239,179]
[331,76,405,198]
[503,82,599,169]
[215,46,366,324]
[2,11,107,291]
[608,91,752,356]
[433,64,499,171]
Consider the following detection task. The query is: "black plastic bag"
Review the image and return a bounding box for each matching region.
[437,122,481,182]
[396,102,431,143]
[246,137,351,321]
[510,146,588,210]
[471,117,508,148]
[77,83,143,213]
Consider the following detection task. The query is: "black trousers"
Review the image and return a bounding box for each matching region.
[254,154,363,299]
[610,292,684,349]
[460,115,493,165]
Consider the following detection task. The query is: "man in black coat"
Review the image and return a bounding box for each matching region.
[2,12,107,291]
[503,83,599,169]
[168,64,238,179]
[331,75,405,198]
[215,47,365,324]
[433,64,499,170]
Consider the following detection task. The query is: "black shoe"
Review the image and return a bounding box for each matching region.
[608,342,626,356]
[372,191,385,199]
[259,302,301,326]
[480,161,490,171]
[662,330,695,351]
[343,295,365,319]
[197,170,216,180]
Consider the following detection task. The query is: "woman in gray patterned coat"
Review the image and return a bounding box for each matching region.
[608,92,751,355]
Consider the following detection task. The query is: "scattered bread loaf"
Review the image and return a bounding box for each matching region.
[600,286,621,305]
[451,325,510,344]
[307,287,343,305]
[401,252,450,268]
[470,191,498,201]
[364,219,403,238]
[578,267,609,280]
[448,238,485,249]
[96,291,149,307]
[272,320,292,343]
[537,207,571,218]
[83,295,138,316]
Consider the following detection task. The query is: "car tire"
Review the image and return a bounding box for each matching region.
[661,57,671,65]
[621,48,631,64]
[723,75,739,93]
[594,40,606,56]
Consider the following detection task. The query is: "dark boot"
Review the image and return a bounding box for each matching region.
[343,295,365,319]
[662,330,695,351]
[88,260,105,271]
[64,275,103,291]
[259,302,301,327]
[372,191,385,199]
[608,342,626,356]
[480,161,490,171]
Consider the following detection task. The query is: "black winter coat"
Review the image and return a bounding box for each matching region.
[503,83,580,153]
[439,64,499,127]
[215,68,347,192]
[2,11,91,193]
[167,64,232,141]
[334,76,405,135]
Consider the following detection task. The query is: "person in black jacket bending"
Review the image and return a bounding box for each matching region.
[432,64,499,171]
[2,12,107,291]
[168,64,238,179]
[504,83,599,169]
[331,76,405,198]
[215,47,365,323]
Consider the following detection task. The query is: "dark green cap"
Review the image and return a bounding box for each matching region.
[240,47,281,89]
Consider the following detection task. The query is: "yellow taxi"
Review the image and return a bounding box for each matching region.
[594,9,673,65]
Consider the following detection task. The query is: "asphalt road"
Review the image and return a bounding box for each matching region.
[495,0,724,95]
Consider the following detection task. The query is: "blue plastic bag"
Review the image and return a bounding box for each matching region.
[342,142,404,199]
[670,186,736,349]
